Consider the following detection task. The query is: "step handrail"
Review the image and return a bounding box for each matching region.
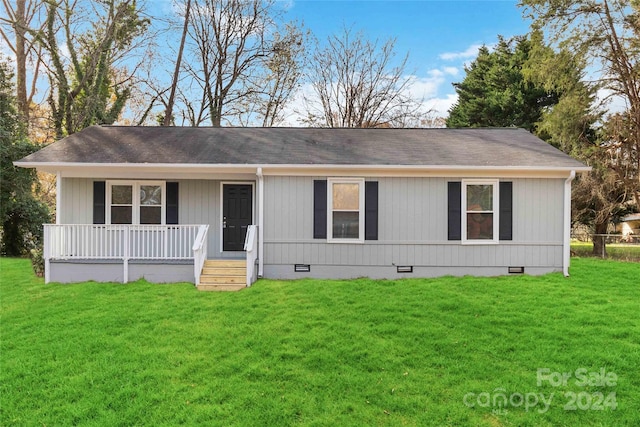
[192,225,209,286]
[244,225,258,286]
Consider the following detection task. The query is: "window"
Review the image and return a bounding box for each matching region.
[139,185,162,224]
[462,180,499,243]
[110,184,133,224]
[107,181,165,225]
[328,178,365,242]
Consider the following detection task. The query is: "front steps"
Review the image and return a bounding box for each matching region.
[198,260,246,291]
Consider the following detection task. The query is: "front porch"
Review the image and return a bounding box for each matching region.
[43,224,258,289]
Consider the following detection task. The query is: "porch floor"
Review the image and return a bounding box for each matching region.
[198,259,246,291]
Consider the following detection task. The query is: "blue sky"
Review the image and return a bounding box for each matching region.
[0,0,535,124]
[282,0,534,119]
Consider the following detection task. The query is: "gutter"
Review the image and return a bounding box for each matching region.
[563,170,576,277]
[256,167,264,278]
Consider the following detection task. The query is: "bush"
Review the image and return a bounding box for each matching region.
[24,232,45,277]
[29,246,44,277]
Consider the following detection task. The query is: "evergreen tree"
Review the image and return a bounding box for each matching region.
[446,35,559,132]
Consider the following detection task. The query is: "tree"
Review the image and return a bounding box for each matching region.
[163,0,191,126]
[446,35,560,132]
[521,0,640,254]
[252,23,307,127]
[35,0,150,138]
[183,0,285,126]
[0,0,46,121]
[0,55,50,256]
[303,27,422,128]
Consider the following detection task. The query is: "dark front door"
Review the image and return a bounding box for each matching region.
[223,184,253,251]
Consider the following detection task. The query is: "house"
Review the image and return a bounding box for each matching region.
[16,126,590,288]
[620,213,640,241]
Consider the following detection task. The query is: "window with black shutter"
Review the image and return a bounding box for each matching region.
[448,180,513,242]
[314,178,378,242]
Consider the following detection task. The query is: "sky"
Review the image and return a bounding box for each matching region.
[0,0,535,125]
[279,0,534,121]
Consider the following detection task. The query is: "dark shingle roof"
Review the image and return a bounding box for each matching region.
[18,125,587,169]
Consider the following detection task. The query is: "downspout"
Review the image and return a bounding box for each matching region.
[563,170,576,277]
[257,167,264,277]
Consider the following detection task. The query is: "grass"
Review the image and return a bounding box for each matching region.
[571,241,640,262]
[1,257,639,426]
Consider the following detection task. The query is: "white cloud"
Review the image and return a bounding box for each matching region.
[442,66,459,76]
[439,44,483,61]
[424,94,458,118]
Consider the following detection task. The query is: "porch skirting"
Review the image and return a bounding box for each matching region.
[49,259,193,284]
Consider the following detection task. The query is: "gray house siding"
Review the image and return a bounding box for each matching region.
[60,178,93,224]
[58,178,256,259]
[262,176,564,279]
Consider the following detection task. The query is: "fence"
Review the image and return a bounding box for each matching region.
[571,233,640,261]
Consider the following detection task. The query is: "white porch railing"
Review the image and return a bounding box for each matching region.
[244,224,258,286]
[44,224,205,284]
[192,225,209,286]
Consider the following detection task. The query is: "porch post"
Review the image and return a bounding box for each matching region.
[56,171,61,224]
[44,225,50,284]
[123,227,129,283]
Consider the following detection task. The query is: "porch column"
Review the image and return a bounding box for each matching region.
[56,171,61,224]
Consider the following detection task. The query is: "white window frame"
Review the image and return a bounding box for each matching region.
[462,179,499,244]
[106,180,166,225]
[327,177,365,243]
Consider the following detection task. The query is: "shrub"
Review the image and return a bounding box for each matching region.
[24,232,45,277]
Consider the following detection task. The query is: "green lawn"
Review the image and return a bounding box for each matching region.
[1,258,639,426]
[572,241,640,262]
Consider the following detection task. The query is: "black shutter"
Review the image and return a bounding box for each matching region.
[365,181,378,240]
[499,181,513,240]
[447,181,462,240]
[313,180,327,239]
[93,181,106,224]
[166,182,179,224]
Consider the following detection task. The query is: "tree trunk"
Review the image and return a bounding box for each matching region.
[163,0,190,126]
[14,0,29,121]
[592,221,608,258]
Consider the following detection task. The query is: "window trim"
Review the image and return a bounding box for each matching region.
[106,180,166,225]
[327,177,365,243]
[462,179,499,244]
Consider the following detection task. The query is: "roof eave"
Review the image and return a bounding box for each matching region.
[14,161,591,178]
